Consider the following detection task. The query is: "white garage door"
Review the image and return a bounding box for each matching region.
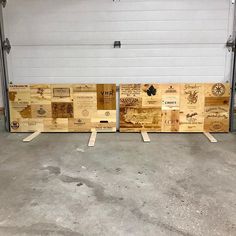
[2,0,235,85]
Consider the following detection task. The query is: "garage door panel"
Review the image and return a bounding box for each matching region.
[9,31,227,46]
[14,67,224,78]
[11,46,226,58]
[13,57,224,68]
[11,76,225,85]
[8,0,228,12]
[9,20,228,33]
[3,0,233,86]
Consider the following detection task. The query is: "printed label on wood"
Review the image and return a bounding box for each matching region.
[73,92,97,119]
[120,84,141,108]
[10,102,31,119]
[9,84,116,133]
[120,107,161,132]
[9,85,30,103]
[161,110,180,132]
[161,84,180,110]
[73,84,97,93]
[52,103,74,118]
[204,106,229,132]
[31,104,52,118]
[30,84,51,104]
[97,84,116,110]
[43,118,69,132]
[68,118,91,132]
[141,84,161,108]
[51,85,73,102]
[10,118,44,132]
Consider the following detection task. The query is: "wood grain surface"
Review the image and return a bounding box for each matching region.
[120,83,230,133]
[9,84,117,133]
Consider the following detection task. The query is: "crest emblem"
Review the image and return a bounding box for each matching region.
[212,83,226,97]
[185,90,198,104]
[11,121,20,130]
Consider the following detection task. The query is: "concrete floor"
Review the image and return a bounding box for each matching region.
[0,117,236,236]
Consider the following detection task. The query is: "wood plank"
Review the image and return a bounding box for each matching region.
[179,83,204,132]
[88,132,97,147]
[23,131,41,142]
[141,131,151,143]
[120,83,230,133]
[203,132,218,143]
[9,83,116,133]
[97,84,116,110]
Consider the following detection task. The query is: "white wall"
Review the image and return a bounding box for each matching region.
[2,0,235,85]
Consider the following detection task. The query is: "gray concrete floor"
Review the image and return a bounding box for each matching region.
[0,116,236,236]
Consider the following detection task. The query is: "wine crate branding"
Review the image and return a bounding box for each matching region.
[161,84,180,110]
[141,84,161,108]
[31,104,52,118]
[120,83,230,133]
[9,84,116,133]
[30,84,51,104]
[97,84,116,110]
[120,84,141,108]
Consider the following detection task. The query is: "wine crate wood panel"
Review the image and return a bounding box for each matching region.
[9,84,116,133]
[120,83,230,133]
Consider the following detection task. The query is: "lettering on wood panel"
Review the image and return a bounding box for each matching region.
[120,84,141,108]
[141,84,161,108]
[120,83,230,133]
[52,103,74,118]
[179,84,204,132]
[9,84,117,132]
[73,84,97,93]
[30,85,51,104]
[51,85,73,102]
[9,85,30,103]
[97,84,116,110]
[73,92,97,119]
[120,107,161,132]
[43,118,69,132]
[10,102,32,119]
[161,110,180,132]
[68,118,91,132]
[161,84,180,110]
[204,106,229,132]
[31,104,52,118]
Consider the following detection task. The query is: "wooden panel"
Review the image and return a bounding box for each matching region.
[30,84,51,104]
[120,83,230,133]
[120,83,162,132]
[161,84,180,110]
[120,84,142,108]
[43,118,69,133]
[97,84,116,110]
[10,118,44,132]
[204,83,230,132]
[179,84,205,132]
[141,84,162,108]
[204,106,229,132]
[51,84,73,103]
[161,110,180,132]
[9,84,116,133]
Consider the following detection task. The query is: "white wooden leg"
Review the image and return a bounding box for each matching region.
[203,132,218,143]
[141,131,150,143]
[88,132,97,147]
[23,131,41,142]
